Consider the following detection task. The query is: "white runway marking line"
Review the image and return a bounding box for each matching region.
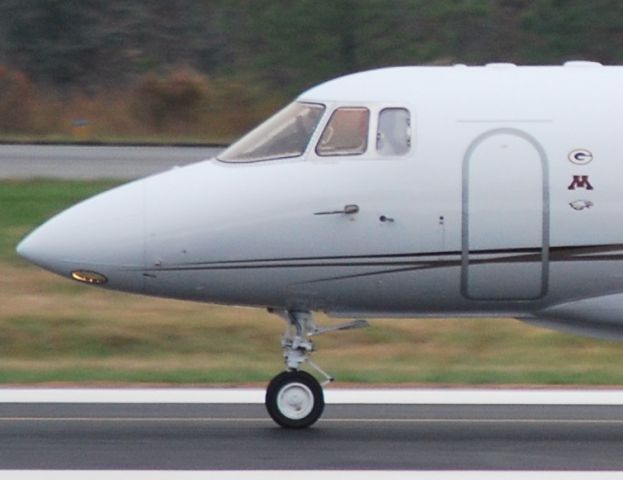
[3,472,623,480]
[0,417,623,426]
[4,388,623,404]
[1,416,623,425]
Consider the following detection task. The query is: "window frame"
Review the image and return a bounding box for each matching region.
[376,107,412,157]
[308,102,415,162]
[217,101,326,164]
[315,106,371,157]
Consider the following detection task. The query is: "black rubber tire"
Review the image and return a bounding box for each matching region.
[265,370,324,429]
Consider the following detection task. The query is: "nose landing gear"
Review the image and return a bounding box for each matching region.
[265,309,368,428]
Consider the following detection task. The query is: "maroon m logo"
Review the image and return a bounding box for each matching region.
[568,175,593,190]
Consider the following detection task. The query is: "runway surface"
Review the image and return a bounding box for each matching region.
[3,389,623,470]
[0,144,224,179]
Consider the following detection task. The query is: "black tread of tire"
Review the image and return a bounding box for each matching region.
[265,370,324,429]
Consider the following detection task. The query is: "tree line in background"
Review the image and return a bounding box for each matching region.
[0,0,621,141]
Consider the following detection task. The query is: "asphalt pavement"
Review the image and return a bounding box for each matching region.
[2,403,623,470]
[0,144,224,179]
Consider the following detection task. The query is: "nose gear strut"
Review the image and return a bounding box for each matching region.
[265,309,369,428]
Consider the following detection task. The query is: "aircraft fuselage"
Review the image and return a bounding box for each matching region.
[17,63,623,339]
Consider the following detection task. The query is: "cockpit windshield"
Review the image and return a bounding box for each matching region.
[218,102,325,163]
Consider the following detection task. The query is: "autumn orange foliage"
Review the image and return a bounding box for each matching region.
[0,66,285,142]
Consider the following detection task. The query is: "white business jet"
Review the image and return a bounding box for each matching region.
[17,62,622,428]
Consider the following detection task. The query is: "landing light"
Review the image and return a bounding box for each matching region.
[71,270,108,285]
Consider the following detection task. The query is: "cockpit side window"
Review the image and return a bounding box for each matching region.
[218,102,325,163]
[316,107,369,156]
[376,108,411,156]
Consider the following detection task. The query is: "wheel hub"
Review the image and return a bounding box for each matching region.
[277,382,314,420]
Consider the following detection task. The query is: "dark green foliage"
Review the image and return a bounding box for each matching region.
[0,1,621,94]
[0,0,216,88]
[521,0,623,63]
[2,0,104,86]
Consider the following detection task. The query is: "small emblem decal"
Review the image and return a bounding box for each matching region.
[568,175,594,190]
[568,149,593,165]
[569,200,594,211]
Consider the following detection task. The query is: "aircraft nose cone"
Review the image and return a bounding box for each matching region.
[16,228,49,265]
[15,235,32,262]
[16,181,146,293]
